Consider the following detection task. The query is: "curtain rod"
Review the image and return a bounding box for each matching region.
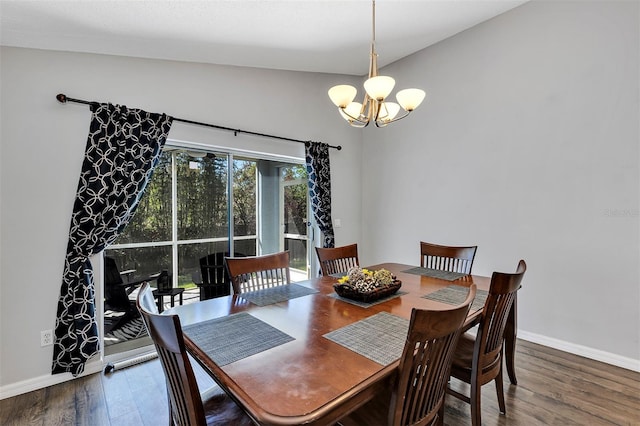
[55,94,342,151]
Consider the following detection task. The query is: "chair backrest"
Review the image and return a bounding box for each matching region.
[225,251,291,294]
[104,256,130,310]
[136,283,207,425]
[315,244,359,276]
[390,285,477,426]
[420,241,478,274]
[475,260,526,372]
[156,270,172,292]
[200,253,227,286]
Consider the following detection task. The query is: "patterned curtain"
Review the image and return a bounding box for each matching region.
[305,142,335,248]
[53,103,173,376]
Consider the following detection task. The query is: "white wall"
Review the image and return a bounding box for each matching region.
[363,0,639,365]
[1,0,638,398]
[0,47,363,394]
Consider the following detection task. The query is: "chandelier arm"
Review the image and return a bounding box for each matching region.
[372,98,385,123]
[374,109,412,127]
[363,95,376,123]
[340,107,370,126]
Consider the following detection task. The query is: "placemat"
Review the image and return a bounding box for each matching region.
[328,291,407,308]
[323,312,409,366]
[183,312,294,366]
[402,266,468,281]
[422,285,488,312]
[239,284,319,307]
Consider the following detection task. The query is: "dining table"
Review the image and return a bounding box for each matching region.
[164,262,515,426]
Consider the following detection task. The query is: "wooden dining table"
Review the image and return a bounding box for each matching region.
[165,263,512,426]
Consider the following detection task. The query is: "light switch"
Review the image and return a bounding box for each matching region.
[334,218,342,228]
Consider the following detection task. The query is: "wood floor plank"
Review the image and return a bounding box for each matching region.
[124,360,168,426]
[515,345,640,424]
[102,364,140,421]
[518,340,640,389]
[0,387,47,426]
[74,372,110,426]
[1,339,638,426]
[42,380,77,426]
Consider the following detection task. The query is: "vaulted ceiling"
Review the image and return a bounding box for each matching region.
[0,0,528,75]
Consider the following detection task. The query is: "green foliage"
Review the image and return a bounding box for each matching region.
[233,159,257,236]
[110,152,308,281]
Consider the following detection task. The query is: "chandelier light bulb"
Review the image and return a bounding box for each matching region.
[339,102,363,122]
[363,76,395,101]
[328,85,358,108]
[378,102,401,123]
[396,88,426,111]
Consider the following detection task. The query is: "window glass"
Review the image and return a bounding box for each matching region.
[104,245,172,285]
[286,238,307,271]
[232,159,257,237]
[178,241,229,287]
[177,153,228,240]
[282,164,308,272]
[115,151,172,243]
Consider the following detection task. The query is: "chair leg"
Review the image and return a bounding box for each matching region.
[495,365,506,414]
[470,380,481,426]
[437,399,445,425]
[166,387,175,426]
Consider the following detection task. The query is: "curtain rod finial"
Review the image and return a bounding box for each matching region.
[56,94,67,103]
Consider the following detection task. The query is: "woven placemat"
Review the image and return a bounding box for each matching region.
[239,284,319,307]
[402,267,468,281]
[328,291,407,308]
[422,285,488,312]
[183,312,294,366]
[323,312,409,366]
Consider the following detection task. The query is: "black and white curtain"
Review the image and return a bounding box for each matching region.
[53,103,172,375]
[305,142,335,248]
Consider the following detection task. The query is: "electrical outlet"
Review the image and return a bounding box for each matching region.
[41,330,53,347]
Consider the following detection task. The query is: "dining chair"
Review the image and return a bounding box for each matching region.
[446,260,527,426]
[315,243,359,276]
[136,283,254,426]
[224,251,291,294]
[420,241,478,274]
[339,285,477,426]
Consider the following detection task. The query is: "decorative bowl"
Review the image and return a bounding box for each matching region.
[333,279,402,303]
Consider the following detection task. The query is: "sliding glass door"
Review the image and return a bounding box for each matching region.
[281,164,310,279]
[103,146,308,354]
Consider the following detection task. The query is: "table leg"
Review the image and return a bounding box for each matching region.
[156,295,164,313]
[504,295,517,385]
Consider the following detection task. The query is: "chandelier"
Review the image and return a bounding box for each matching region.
[328,0,426,128]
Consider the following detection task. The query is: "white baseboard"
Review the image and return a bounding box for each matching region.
[0,343,156,400]
[518,330,640,373]
[2,332,638,400]
[0,360,104,400]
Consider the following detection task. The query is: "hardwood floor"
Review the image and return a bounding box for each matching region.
[1,340,638,425]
